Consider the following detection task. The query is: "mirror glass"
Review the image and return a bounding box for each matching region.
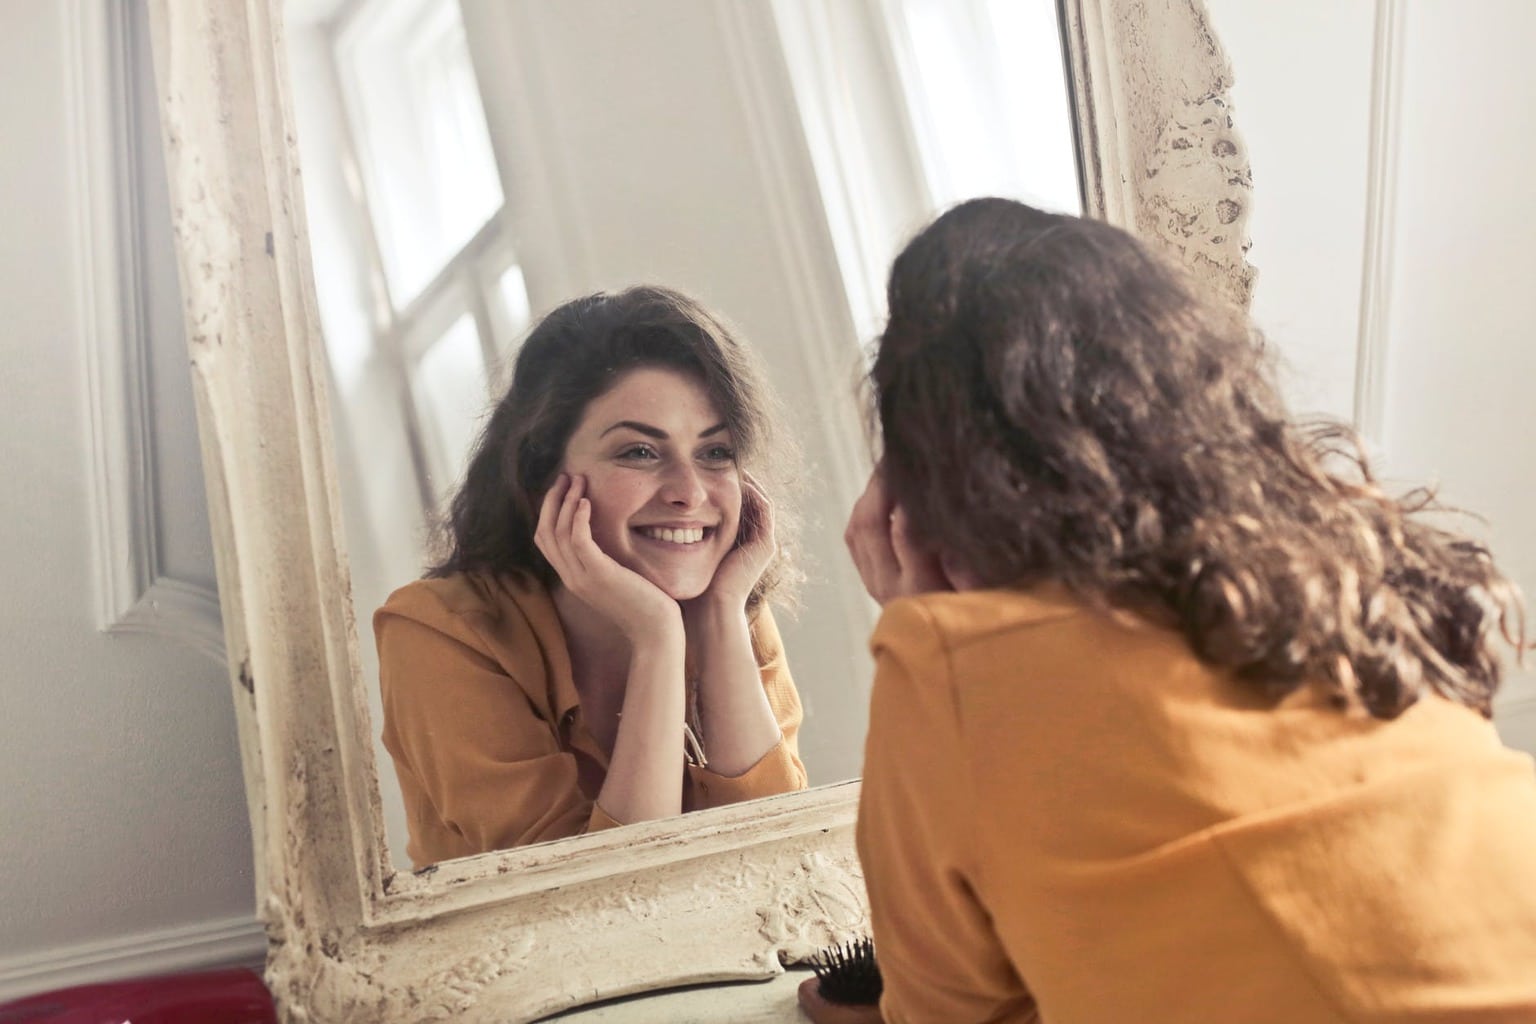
[282,0,1082,870]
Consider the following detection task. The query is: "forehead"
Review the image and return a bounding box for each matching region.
[576,367,724,435]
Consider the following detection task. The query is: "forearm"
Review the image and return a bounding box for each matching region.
[686,599,783,776]
[596,628,688,824]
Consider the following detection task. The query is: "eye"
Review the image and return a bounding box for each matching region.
[699,444,736,466]
[617,443,660,462]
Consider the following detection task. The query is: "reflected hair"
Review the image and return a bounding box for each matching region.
[872,197,1523,718]
[429,285,799,610]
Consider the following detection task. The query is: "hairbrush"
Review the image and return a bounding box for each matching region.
[810,936,882,1006]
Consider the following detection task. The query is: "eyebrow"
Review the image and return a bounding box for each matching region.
[600,420,729,440]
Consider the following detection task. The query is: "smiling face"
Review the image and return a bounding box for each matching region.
[559,366,742,601]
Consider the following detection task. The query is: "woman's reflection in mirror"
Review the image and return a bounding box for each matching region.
[816,199,1536,1023]
[375,286,807,869]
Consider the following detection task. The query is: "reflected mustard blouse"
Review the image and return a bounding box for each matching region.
[857,586,1536,1024]
[375,571,807,869]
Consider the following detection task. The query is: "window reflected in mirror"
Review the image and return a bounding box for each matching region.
[335,0,504,304]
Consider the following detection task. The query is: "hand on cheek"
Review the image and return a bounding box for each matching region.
[535,474,681,638]
[693,473,774,612]
[844,469,956,605]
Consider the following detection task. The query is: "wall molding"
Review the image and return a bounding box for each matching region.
[0,914,266,1003]
[67,0,224,664]
[1352,0,1406,448]
[108,576,228,664]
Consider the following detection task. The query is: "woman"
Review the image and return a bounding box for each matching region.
[834,199,1536,1022]
[375,286,807,869]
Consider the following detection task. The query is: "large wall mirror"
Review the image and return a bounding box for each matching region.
[145,0,1253,1018]
[281,0,1082,873]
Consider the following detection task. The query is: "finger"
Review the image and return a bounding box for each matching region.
[847,519,900,604]
[752,479,775,542]
[559,480,599,578]
[740,476,774,550]
[888,506,922,568]
[569,495,602,573]
[555,474,584,549]
[843,472,893,546]
[844,474,901,601]
[570,493,628,586]
[536,474,568,534]
[859,534,901,602]
[534,474,570,561]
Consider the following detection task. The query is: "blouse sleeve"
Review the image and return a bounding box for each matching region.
[376,590,616,867]
[686,604,809,807]
[856,599,1039,1024]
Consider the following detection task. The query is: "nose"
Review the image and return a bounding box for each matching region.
[659,460,707,509]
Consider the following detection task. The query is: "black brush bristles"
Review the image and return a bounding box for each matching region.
[811,936,883,1006]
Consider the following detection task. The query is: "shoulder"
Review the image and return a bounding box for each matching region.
[375,572,556,654]
[872,583,1088,663]
[379,571,547,618]
[871,584,1207,723]
[373,572,562,711]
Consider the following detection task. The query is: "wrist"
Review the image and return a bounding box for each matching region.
[622,599,685,645]
[683,591,750,628]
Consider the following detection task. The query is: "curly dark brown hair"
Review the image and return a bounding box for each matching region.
[429,285,799,610]
[873,197,1523,718]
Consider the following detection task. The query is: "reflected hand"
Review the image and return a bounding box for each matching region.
[690,472,776,613]
[844,466,953,605]
[535,474,681,640]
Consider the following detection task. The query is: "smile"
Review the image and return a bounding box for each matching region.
[636,526,711,545]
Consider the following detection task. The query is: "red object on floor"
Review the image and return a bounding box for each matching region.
[0,968,276,1024]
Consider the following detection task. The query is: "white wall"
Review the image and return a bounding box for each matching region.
[1378,0,1536,744]
[1207,0,1536,748]
[0,1,259,1002]
[1203,0,1377,422]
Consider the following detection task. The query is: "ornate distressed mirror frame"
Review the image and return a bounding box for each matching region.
[145,0,1252,1019]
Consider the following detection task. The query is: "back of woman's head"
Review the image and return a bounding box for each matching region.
[875,197,1522,718]
[430,284,796,607]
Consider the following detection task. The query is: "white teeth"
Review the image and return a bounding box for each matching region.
[642,526,706,544]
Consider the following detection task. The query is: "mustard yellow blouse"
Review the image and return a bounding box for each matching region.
[375,571,807,868]
[857,585,1536,1023]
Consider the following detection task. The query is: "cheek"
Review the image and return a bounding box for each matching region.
[582,472,650,540]
[716,478,744,542]
[582,502,621,550]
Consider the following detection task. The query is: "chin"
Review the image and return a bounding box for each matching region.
[651,577,711,603]
[630,562,718,603]
[625,550,726,604]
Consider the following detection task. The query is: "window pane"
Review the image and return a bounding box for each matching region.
[412,313,489,499]
[339,0,504,305]
[495,264,532,338]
